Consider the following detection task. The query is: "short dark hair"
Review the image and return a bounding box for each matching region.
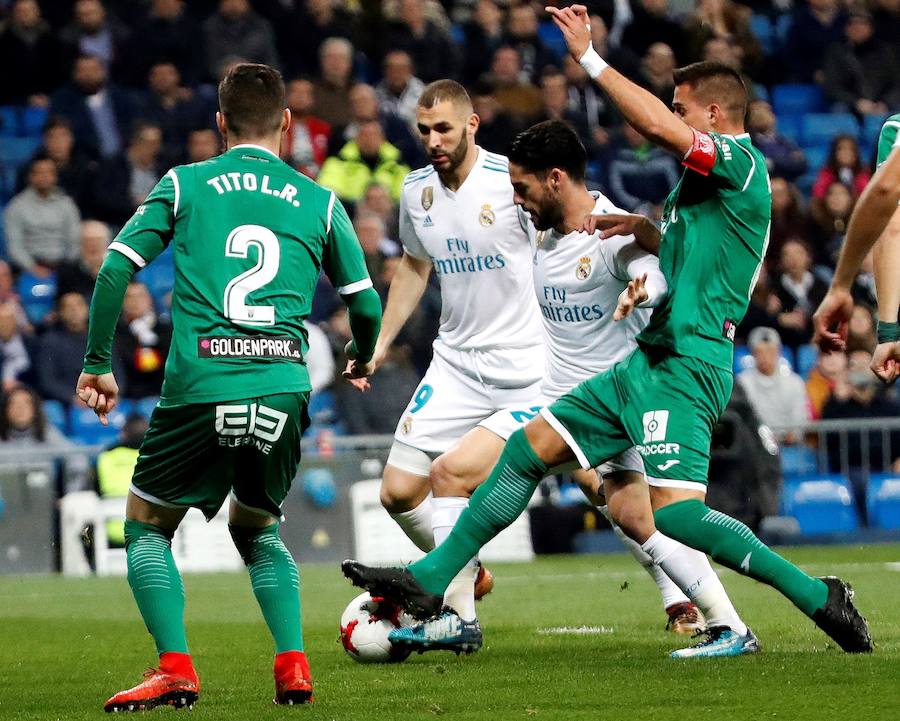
[218,63,286,138]
[42,116,71,135]
[672,61,748,121]
[507,120,586,181]
[418,79,473,114]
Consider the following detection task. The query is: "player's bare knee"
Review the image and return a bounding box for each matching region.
[429,453,472,497]
[379,470,430,513]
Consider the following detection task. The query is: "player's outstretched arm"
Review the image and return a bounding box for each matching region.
[814,147,900,353]
[341,286,383,383]
[546,4,693,157]
[871,207,900,384]
[585,212,662,255]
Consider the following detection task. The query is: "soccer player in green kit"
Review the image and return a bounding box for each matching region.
[77,64,381,711]
[343,5,871,656]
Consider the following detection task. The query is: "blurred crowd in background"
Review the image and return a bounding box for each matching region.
[0,0,899,522]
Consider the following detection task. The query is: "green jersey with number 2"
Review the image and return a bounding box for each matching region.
[109,144,370,405]
[637,132,772,371]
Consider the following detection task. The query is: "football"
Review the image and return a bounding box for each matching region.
[339,592,414,663]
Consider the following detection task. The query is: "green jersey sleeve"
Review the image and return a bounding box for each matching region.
[876,115,900,167]
[322,192,373,294]
[682,130,756,192]
[108,169,176,267]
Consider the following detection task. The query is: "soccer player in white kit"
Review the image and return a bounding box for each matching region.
[388,121,752,657]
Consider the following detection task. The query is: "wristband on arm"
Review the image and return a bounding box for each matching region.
[877,320,900,344]
[578,45,608,79]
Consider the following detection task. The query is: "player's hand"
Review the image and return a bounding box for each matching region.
[614,273,649,321]
[870,341,900,385]
[812,287,854,352]
[75,372,119,426]
[584,212,641,239]
[342,341,380,391]
[545,5,592,61]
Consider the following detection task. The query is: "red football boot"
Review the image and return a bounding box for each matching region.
[104,653,199,713]
[273,651,314,705]
[474,564,494,601]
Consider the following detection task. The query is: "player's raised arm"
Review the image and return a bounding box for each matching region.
[546,4,693,157]
[586,212,662,255]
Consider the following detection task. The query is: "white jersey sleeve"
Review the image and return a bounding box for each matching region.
[399,189,430,261]
[605,235,668,308]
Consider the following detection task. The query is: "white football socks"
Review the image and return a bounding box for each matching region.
[432,496,477,622]
[598,505,689,609]
[642,531,748,635]
[389,493,435,552]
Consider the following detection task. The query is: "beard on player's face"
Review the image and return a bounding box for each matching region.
[528,189,562,231]
[430,130,469,173]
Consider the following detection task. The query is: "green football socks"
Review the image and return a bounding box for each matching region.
[654,500,828,616]
[230,523,303,653]
[124,520,189,655]
[410,429,548,595]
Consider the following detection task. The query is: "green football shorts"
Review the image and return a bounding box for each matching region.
[541,345,732,492]
[131,391,310,520]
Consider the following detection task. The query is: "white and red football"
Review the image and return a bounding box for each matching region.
[339,592,414,663]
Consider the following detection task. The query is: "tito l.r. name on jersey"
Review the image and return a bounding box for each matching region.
[400,147,543,353]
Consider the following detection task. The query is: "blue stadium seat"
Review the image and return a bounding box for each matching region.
[42,399,68,435]
[802,144,829,173]
[867,474,900,530]
[776,114,802,143]
[750,14,776,55]
[537,21,568,60]
[69,405,127,445]
[782,475,859,534]
[0,106,18,137]
[21,106,48,137]
[733,345,752,374]
[134,396,160,419]
[308,389,337,425]
[0,136,41,168]
[136,249,175,310]
[17,271,57,324]
[795,344,818,378]
[771,84,825,116]
[801,113,859,147]
[780,445,818,477]
[450,23,465,46]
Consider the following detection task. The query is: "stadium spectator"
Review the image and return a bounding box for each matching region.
[135,63,211,162]
[59,0,130,79]
[282,78,331,179]
[503,2,559,83]
[489,46,543,123]
[114,282,171,400]
[811,135,871,203]
[127,0,201,86]
[313,37,356,127]
[850,251,878,309]
[469,78,524,156]
[185,128,220,163]
[317,120,410,203]
[737,327,810,442]
[303,321,335,394]
[620,0,687,64]
[460,0,505,84]
[202,0,280,83]
[376,51,425,133]
[771,239,828,349]
[808,181,855,270]
[278,0,353,78]
[4,158,80,276]
[872,0,900,46]
[537,68,594,152]
[36,292,95,406]
[357,183,400,242]
[638,42,677,104]
[806,349,847,419]
[353,212,400,281]
[0,262,31,333]
[768,177,810,268]
[845,304,877,354]
[0,0,66,106]
[0,386,82,475]
[20,117,98,211]
[49,53,134,159]
[56,220,110,301]
[738,267,783,343]
[0,303,33,392]
[327,83,422,168]
[683,0,763,78]
[747,101,807,182]
[606,123,680,212]
[589,14,641,83]
[90,122,164,227]
[784,0,846,83]
[821,10,900,118]
[385,0,458,83]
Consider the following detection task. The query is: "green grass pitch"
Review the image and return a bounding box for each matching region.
[0,543,897,721]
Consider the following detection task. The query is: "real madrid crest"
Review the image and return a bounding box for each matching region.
[421,186,433,210]
[401,415,414,435]
[479,204,495,227]
[575,256,592,280]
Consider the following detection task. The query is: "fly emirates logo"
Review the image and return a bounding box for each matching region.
[432,237,506,276]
